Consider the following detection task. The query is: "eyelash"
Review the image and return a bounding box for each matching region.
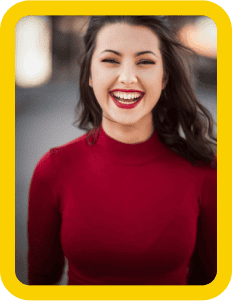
[102,59,155,65]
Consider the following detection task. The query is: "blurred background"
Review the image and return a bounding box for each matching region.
[15,16,217,285]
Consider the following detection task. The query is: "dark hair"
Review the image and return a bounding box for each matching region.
[74,16,217,167]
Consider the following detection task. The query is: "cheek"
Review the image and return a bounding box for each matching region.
[144,68,163,82]
[93,68,113,89]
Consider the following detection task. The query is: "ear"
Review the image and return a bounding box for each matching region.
[89,77,92,88]
[162,74,168,90]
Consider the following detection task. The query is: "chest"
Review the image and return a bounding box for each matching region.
[60,161,200,270]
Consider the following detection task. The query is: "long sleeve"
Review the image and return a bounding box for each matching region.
[28,151,65,285]
[188,166,217,285]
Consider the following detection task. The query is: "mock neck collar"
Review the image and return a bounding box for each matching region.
[93,123,169,165]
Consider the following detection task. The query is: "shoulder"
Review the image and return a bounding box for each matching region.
[34,132,88,176]
[49,132,88,166]
[161,148,217,190]
[162,147,216,175]
[51,131,87,155]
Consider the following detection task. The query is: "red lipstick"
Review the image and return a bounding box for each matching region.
[109,92,144,109]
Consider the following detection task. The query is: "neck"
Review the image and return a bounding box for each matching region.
[101,115,154,144]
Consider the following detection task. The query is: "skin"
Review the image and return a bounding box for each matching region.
[89,23,168,144]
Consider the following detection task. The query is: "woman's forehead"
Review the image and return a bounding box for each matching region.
[94,23,161,54]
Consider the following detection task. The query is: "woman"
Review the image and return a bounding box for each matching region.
[28,16,217,285]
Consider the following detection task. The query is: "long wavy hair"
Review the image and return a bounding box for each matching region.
[74,16,217,167]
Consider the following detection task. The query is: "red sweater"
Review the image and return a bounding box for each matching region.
[28,124,217,285]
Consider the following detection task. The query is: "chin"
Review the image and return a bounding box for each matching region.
[112,117,144,128]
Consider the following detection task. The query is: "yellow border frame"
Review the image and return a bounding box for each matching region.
[0,1,231,300]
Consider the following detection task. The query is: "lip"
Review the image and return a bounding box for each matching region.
[109,92,144,109]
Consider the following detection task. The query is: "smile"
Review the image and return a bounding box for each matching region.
[109,92,144,109]
[112,91,142,101]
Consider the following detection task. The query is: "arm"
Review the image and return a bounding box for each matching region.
[188,166,217,285]
[28,151,65,285]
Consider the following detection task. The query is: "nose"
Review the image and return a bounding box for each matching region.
[118,64,137,85]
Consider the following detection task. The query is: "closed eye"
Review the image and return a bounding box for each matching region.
[102,59,119,64]
[139,60,155,65]
[102,59,155,65]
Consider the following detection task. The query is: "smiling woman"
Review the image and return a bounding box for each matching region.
[28,16,217,285]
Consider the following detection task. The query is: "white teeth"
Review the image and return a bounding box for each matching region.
[112,91,142,99]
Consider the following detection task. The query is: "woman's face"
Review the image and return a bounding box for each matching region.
[89,23,167,127]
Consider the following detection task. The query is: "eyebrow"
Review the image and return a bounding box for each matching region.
[100,49,157,57]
